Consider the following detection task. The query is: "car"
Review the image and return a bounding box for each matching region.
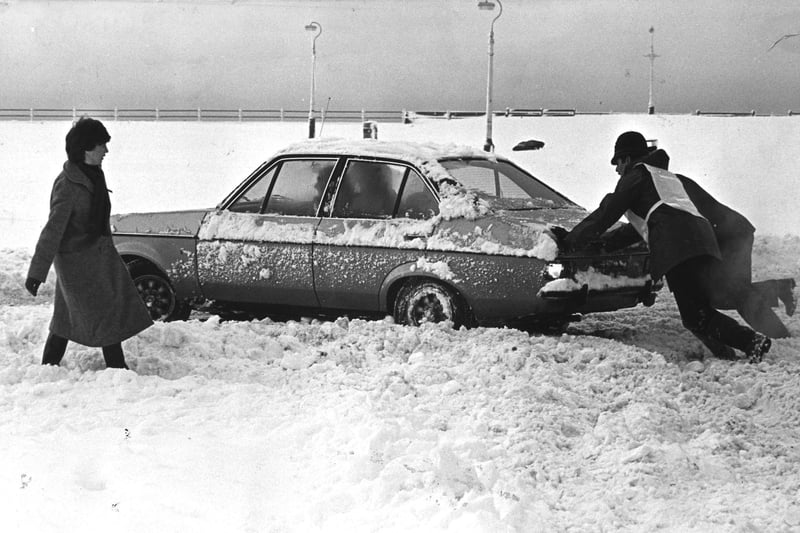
[110,138,660,329]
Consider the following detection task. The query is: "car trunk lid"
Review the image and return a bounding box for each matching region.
[110,210,209,237]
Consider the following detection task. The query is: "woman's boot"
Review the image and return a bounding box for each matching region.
[42,333,68,366]
[102,343,129,369]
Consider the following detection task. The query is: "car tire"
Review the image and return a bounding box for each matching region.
[127,260,190,322]
[393,279,470,328]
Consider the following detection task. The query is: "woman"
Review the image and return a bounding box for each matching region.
[25,117,153,369]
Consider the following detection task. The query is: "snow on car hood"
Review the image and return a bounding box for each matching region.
[110,210,209,237]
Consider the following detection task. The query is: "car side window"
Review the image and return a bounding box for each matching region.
[332,161,405,219]
[228,167,277,213]
[263,159,336,216]
[396,169,439,219]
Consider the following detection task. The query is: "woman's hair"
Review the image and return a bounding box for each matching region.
[65,117,111,163]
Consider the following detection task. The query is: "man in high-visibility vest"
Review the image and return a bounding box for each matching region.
[561,131,776,364]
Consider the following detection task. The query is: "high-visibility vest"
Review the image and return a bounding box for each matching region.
[625,164,706,243]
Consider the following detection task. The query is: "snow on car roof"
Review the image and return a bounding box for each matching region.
[274,138,496,166]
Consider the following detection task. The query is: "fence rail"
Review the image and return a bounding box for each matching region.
[0,107,406,123]
[0,107,796,122]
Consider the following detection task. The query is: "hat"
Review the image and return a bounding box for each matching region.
[610,131,649,165]
[65,117,110,163]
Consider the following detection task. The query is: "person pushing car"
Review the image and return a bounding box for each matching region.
[555,131,777,363]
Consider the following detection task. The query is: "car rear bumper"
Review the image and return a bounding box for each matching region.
[539,280,660,313]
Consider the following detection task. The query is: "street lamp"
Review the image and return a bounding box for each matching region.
[478,0,502,152]
[305,21,322,138]
[645,26,659,115]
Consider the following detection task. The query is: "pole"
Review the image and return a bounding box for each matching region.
[309,41,316,137]
[484,28,495,151]
[645,26,659,115]
[482,0,502,152]
[306,22,322,138]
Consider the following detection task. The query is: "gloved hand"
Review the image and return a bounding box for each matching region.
[25,277,41,297]
[547,225,570,249]
[585,239,607,253]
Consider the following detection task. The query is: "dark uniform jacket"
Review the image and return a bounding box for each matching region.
[564,149,720,280]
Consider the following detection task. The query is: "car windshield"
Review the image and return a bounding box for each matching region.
[438,158,576,210]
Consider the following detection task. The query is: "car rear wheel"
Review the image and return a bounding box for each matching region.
[393,279,469,328]
[127,260,190,322]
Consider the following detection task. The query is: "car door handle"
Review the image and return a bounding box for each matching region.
[403,234,427,241]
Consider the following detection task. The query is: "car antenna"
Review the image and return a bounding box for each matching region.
[318,97,332,136]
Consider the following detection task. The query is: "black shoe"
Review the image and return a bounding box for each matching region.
[779,279,796,317]
[692,332,738,360]
[714,345,739,360]
[745,333,772,364]
[686,351,705,363]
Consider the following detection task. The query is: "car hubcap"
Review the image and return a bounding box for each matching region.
[410,287,452,325]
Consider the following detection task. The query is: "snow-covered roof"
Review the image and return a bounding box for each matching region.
[273,138,496,166]
[273,138,499,192]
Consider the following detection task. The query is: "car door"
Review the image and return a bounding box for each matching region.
[313,158,440,311]
[197,157,338,307]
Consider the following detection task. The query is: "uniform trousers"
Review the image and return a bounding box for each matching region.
[666,255,759,352]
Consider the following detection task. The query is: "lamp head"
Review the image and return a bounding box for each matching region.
[478,1,495,10]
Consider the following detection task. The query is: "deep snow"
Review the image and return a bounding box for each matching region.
[1,116,800,532]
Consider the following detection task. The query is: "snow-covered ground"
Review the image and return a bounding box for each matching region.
[1,116,799,532]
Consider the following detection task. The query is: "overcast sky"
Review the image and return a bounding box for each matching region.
[1,0,798,114]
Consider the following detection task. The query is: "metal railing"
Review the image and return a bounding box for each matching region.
[0,107,406,122]
[0,107,795,122]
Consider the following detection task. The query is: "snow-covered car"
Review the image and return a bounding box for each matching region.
[111,139,660,328]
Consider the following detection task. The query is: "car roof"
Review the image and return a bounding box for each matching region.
[273,138,498,166]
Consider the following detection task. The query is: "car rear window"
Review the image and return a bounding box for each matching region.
[439,158,574,208]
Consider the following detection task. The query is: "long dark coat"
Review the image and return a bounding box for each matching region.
[564,149,720,280]
[28,162,152,347]
[674,172,755,297]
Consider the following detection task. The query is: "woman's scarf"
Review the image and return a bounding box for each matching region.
[77,162,111,237]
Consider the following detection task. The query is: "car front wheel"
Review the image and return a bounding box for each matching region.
[393,279,469,328]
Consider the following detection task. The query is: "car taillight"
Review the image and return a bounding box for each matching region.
[544,262,565,280]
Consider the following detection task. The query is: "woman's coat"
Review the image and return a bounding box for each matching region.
[28,161,152,347]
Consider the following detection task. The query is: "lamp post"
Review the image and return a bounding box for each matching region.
[478,0,502,152]
[305,21,322,138]
[645,26,659,115]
